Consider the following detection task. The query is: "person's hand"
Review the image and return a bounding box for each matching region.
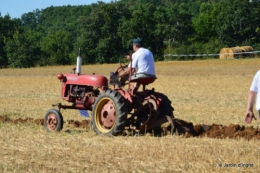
[245,110,257,124]
[125,55,131,60]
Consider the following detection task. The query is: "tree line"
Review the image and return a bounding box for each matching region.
[0,0,260,68]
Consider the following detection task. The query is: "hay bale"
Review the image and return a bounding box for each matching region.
[220,46,254,59]
[228,47,242,59]
[240,46,253,52]
[240,46,254,58]
[219,48,229,59]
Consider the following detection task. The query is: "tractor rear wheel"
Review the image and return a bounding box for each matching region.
[92,89,128,136]
[44,109,64,132]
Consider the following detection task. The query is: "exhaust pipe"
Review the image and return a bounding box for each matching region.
[76,48,82,75]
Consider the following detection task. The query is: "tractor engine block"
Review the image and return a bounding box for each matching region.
[70,85,87,98]
[67,85,100,109]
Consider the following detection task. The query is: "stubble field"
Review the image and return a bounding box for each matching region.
[0,58,260,172]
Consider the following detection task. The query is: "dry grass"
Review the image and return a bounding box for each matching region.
[0,58,260,172]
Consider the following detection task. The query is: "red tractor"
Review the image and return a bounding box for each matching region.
[44,49,176,136]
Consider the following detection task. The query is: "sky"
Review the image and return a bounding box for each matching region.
[0,0,112,19]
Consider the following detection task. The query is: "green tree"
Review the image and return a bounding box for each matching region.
[41,30,73,65]
[78,2,124,64]
[118,1,159,58]
[4,30,41,68]
[191,2,218,43]
[154,2,194,58]
[216,0,259,46]
[0,14,20,67]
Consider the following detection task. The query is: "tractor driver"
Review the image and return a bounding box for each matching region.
[119,38,156,86]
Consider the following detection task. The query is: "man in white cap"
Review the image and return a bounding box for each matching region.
[119,38,156,85]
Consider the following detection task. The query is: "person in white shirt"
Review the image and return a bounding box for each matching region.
[119,38,156,85]
[245,69,260,123]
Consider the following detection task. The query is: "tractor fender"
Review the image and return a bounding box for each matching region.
[114,89,132,103]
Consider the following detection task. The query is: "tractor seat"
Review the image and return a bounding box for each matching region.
[130,76,156,85]
[130,74,157,92]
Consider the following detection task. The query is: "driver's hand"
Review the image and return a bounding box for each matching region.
[125,55,131,60]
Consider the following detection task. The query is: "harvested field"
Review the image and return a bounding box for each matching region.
[0,58,260,172]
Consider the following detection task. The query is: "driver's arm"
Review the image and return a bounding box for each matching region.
[119,67,133,77]
[119,54,135,77]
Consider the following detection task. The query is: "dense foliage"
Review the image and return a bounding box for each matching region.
[0,0,260,67]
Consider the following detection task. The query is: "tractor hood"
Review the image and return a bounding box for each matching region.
[59,73,108,88]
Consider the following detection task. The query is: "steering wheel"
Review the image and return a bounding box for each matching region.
[119,58,128,71]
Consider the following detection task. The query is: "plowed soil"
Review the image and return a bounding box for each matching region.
[1,115,260,140]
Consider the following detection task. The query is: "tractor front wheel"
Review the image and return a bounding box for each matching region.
[44,109,64,132]
[92,89,128,136]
